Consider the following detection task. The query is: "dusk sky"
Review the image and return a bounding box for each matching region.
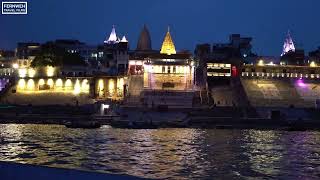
[1,0,320,56]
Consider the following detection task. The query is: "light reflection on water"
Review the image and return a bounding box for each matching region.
[0,124,320,179]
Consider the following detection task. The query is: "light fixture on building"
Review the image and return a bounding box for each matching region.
[46,66,55,77]
[18,68,27,78]
[258,60,264,66]
[310,61,317,67]
[28,68,36,78]
[267,61,274,66]
[12,63,19,69]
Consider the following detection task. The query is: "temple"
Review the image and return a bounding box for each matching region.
[104,25,120,44]
[128,25,195,108]
[281,30,295,56]
[136,25,152,51]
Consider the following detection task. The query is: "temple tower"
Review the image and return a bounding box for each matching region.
[160,27,176,55]
[281,30,295,56]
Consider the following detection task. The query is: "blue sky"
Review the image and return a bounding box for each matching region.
[1,0,320,55]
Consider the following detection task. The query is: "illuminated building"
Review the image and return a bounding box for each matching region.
[131,26,195,90]
[16,42,40,71]
[128,25,195,108]
[194,34,254,87]
[99,25,129,75]
[95,77,125,99]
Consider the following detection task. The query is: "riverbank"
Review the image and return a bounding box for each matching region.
[1,104,320,130]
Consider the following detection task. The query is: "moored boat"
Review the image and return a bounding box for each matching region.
[65,121,101,129]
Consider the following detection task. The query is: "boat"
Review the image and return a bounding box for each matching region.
[110,120,158,129]
[65,121,101,129]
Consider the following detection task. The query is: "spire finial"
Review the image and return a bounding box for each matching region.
[168,26,170,32]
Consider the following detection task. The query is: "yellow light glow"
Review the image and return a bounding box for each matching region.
[310,61,317,67]
[55,79,63,90]
[28,68,36,78]
[117,78,124,96]
[47,79,54,88]
[98,79,104,97]
[73,79,81,94]
[108,79,115,96]
[258,60,264,66]
[160,28,176,55]
[98,79,104,90]
[27,79,35,91]
[38,79,45,86]
[117,78,124,89]
[97,79,104,97]
[18,79,26,90]
[46,66,55,77]
[65,79,73,90]
[81,79,89,92]
[18,69,27,78]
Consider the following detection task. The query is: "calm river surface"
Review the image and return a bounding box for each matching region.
[1,124,320,179]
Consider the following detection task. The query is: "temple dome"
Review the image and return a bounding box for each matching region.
[104,25,119,44]
[160,27,176,55]
[136,25,152,51]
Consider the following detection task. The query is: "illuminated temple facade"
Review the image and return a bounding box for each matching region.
[128,26,195,107]
[130,26,195,91]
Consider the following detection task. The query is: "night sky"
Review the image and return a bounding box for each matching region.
[1,0,320,56]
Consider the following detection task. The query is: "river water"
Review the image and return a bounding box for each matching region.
[0,124,320,179]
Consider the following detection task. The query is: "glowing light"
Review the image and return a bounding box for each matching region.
[18,79,26,90]
[310,61,317,67]
[81,79,89,92]
[104,25,119,44]
[258,60,264,66]
[184,66,188,73]
[28,68,36,78]
[65,79,73,90]
[27,79,35,91]
[120,36,128,42]
[117,78,124,88]
[38,79,45,86]
[73,79,81,94]
[12,63,19,69]
[18,69,27,78]
[296,79,306,87]
[98,79,104,90]
[281,30,295,56]
[46,66,55,77]
[100,104,110,115]
[267,61,274,66]
[47,79,54,88]
[102,104,109,109]
[98,79,104,97]
[117,78,124,95]
[55,79,63,89]
[108,79,115,96]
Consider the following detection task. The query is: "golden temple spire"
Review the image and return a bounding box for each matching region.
[160,26,176,55]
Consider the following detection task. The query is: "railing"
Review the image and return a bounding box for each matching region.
[241,72,320,79]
